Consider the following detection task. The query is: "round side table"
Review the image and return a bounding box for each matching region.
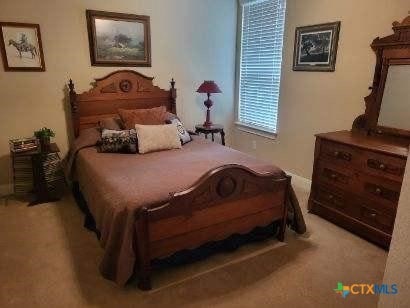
[195,124,225,146]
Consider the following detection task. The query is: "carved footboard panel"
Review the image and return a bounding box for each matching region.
[135,164,290,290]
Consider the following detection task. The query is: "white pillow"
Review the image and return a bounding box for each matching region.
[135,123,182,154]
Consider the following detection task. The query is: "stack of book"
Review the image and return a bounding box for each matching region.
[12,155,34,195]
[10,137,38,195]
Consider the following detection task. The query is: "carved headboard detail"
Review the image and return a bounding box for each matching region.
[68,70,176,137]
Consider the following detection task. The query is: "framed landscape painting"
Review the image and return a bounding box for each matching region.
[86,10,151,67]
[293,22,341,72]
[0,22,46,71]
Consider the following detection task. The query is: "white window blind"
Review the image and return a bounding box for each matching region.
[238,0,286,134]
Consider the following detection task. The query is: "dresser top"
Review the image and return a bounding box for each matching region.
[316,130,409,158]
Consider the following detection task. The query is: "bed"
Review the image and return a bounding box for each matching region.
[67,70,305,290]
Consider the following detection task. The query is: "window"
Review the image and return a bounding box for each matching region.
[236,0,286,136]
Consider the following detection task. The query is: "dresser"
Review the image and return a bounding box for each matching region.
[309,131,408,248]
[308,15,410,249]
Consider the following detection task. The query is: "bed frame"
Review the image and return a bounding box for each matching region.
[68,70,290,290]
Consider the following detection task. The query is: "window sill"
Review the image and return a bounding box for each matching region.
[235,122,277,140]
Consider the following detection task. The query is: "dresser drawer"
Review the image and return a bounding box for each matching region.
[316,160,357,192]
[320,140,357,167]
[362,151,406,182]
[359,205,395,233]
[360,175,402,207]
[309,199,392,248]
[314,185,360,218]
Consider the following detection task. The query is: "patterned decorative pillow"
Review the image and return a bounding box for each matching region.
[167,118,192,145]
[98,129,137,153]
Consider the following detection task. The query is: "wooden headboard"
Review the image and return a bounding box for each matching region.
[68,70,176,137]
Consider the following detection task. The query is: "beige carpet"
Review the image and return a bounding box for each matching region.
[0,183,387,308]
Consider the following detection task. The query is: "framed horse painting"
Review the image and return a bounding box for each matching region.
[0,22,46,71]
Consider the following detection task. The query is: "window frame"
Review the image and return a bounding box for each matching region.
[235,0,286,139]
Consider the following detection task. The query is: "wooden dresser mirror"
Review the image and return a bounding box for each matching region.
[309,15,410,249]
[354,15,410,140]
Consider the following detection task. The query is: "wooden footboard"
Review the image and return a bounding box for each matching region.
[135,164,291,290]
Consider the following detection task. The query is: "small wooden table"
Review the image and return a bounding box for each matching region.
[30,143,65,206]
[11,143,65,206]
[195,124,225,145]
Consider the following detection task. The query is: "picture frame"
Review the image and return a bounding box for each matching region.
[0,22,46,72]
[293,22,341,72]
[86,10,151,67]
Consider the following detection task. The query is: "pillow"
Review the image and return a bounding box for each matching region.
[135,124,182,154]
[165,111,180,122]
[98,129,137,153]
[118,106,167,129]
[167,118,192,145]
[99,117,123,131]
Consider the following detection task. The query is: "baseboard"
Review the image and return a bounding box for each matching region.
[0,184,12,197]
[285,171,311,194]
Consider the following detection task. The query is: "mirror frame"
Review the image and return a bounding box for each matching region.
[353,15,410,139]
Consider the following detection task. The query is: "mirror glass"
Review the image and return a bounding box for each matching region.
[378,65,410,131]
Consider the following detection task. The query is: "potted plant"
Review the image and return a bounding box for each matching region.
[34,127,55,151]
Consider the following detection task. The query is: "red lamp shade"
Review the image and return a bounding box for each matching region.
[196,81,222,94]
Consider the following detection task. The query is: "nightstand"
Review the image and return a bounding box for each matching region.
[11,143,65,206]
[195,124,225,145]
[30,143,65,205]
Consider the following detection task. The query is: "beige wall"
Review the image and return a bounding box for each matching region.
[1,0,409,191]
[0,0,237,193]
[378,153,410,307]
[232,0,410,179]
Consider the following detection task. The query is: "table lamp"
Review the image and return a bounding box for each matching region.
[196,81,222,127]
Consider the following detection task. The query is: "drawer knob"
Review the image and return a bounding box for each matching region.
[375,188,382,195]
[328,194,334,200]
[370,213,377,218]
[333,151,339,157]
[331,173,337,179]
[379,164,386,170]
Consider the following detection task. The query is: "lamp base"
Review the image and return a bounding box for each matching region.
[204,106,213,127]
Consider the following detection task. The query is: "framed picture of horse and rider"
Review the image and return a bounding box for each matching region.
[293,21,341,72]
[0,22,46,72]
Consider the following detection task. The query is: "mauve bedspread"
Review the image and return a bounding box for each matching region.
[70,134,306,285]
